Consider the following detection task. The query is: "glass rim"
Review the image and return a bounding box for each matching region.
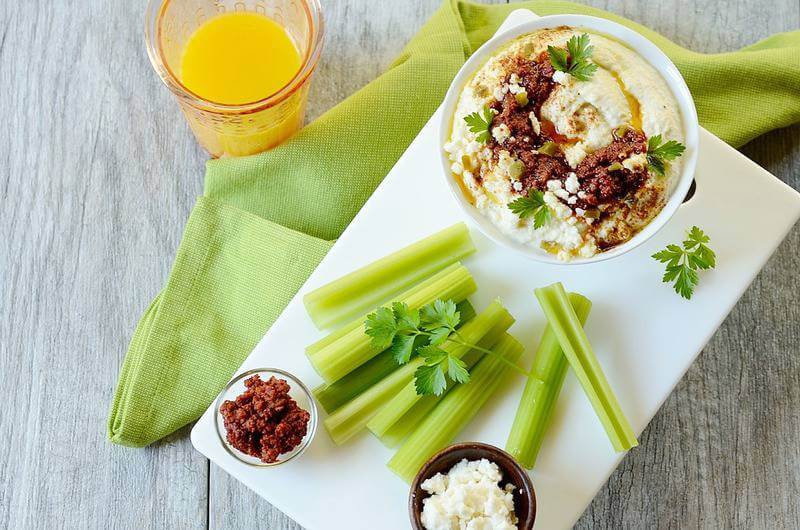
[144,0,325,113]
[214,367,318,467]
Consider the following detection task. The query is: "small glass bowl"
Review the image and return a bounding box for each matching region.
[214,367,318,467]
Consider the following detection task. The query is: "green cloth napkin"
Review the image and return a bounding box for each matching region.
[109,0,800,447]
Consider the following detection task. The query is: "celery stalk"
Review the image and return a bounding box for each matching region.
[534,283,638,452]
[505,293,592,468]
[367,299,513,442]
[307,263,476,383]
[304,223,475,329]
[313,301,476,414]
[376,336,490,448]
[388,334,525,483]
[306,263,468,356]
[323,301,509,445]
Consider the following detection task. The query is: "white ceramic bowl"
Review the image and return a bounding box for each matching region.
[438,14,699,265]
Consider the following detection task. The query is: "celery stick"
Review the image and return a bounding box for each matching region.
[376,337,490,448]
[307,263,476,383]
[388,334,525,483]
[304,223,475,329]
[306,263,467,356]
[323,364,411,445]
[505,293,592,469]
[534,283,638,452]
[313,301,476,413]
[323,301,509,445]
[367,299,513,442]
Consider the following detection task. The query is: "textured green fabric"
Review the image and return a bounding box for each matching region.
[109,0,800,447]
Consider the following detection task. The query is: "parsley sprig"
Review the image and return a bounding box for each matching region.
[652,226,716,299]
[548,33,598,81]
[365,299,527,396]
[508,190,551,229]
[646,134,686,176]
[463,106,495,143]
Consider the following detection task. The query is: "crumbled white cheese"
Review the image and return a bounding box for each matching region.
[451,162,463,175]
[493,84,510,101]
[512,181,523,192]
[546,179,563,192]
[420,459,518,530]
[496,150,515,174]
[508,83,525,95]
[577,190,588,200]
[567,196,578,205]
[575,207,586,217]
[509,73,520,84]
[552,70,570,85]
[492,124,511,144]
[553,188,570,201]
[528,112,541,135]
[565,172,580,194]
[622,152,648,171]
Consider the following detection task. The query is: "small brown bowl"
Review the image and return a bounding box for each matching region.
[409,442,536,529]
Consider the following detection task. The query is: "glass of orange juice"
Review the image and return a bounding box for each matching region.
[145,0,324,157]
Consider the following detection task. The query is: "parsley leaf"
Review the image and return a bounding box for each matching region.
[392,302,420,332]
[447,356,470,384]
[652,226,716,299]
[389,333,417,365]
[547,46,569,72]
[364,299,528,396]
[508,190,551,229]
[415,345,471,396]
[414,363,448,396]
[464,106,494,143]
[364,306,399,350]
[646,134,686,177]
[420,299,460,332]
[548,33,598,81]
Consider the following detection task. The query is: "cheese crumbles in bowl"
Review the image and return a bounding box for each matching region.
[440,17,698,263]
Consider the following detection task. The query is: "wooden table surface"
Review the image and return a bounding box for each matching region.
[2,0,798,528]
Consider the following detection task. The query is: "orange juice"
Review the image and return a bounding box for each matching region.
[146,0,323,158]
[180,12,302,105]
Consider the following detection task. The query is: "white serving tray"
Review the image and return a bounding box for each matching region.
[192,10,800,529]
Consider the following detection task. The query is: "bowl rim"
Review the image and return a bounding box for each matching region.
[214,367,318,467]
[438,13,700,265]
[408,442,536,530]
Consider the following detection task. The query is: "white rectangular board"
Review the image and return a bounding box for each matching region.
[192,10,800,530]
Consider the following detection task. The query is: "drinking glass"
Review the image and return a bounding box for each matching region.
[145,0,324,157]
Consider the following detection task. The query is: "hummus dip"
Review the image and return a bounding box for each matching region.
[445,27,685,260]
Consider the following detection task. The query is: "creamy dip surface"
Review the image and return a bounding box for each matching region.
[420,458,517,530]
[445,27,685,260]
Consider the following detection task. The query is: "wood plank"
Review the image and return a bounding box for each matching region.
[575,0,800,528]
[0,0,208,527]
[1,0,797,528]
